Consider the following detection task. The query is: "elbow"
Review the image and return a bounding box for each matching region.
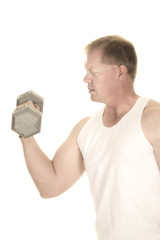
[38,181,67,199]
[40,193,58,199]
[39,190,62,199]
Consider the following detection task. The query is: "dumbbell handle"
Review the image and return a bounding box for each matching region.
[17,91,44,112]
[14,103,42,115]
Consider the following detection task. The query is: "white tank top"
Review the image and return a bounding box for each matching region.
[78,97,160,240]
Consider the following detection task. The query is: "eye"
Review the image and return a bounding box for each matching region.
[90,70,98,77]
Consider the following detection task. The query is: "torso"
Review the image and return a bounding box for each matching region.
[77,96,160,240]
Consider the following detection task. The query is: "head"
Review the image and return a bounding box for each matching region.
[85,35,137,82]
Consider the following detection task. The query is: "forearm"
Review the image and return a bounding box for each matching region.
[20,136,56,198]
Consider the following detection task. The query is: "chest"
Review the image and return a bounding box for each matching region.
[83,121,154,183]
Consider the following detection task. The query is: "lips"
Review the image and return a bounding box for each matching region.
[88,88,95,94]
[88,86,95,91]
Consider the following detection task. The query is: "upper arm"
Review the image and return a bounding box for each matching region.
[142,100,160,169]
[51,117,90,195]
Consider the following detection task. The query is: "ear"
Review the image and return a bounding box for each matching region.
[118,65,127,79]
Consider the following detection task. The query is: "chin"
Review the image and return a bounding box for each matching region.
[90,95,102,103]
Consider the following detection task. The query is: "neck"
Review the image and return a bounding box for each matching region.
[105,80,137,110]
[103,90,139,127]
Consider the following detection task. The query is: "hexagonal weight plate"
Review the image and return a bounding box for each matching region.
[12,104,42,138]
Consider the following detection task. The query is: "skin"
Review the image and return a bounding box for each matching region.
[20,48,160,198]
[141,100,160,169]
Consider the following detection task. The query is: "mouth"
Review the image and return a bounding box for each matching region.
[88,88,95,94]
[88,86,95,91]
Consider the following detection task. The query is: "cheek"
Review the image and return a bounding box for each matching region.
[99,78,116,95]
[98,77,110,88]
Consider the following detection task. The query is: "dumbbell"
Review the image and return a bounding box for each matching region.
[11,90,44,138]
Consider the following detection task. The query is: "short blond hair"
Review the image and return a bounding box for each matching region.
[85,35,137,81]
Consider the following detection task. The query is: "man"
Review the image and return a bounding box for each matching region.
[19,35,160,240]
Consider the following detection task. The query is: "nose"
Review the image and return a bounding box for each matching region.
[83,73,92,83]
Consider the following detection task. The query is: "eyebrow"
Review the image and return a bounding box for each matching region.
[84,64,96,72]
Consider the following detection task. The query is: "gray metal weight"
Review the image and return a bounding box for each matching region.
[12,91,44,138]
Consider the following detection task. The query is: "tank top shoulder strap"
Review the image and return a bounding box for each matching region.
[130,96,150,117]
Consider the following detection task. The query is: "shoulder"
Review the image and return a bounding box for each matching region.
[142,99,160,144]
[70,107,104,140]
[142,99,160,121]
[69,117,91,139]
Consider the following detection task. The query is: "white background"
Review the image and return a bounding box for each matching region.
[0,0,160,239]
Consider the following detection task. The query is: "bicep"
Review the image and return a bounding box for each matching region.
[152,141,160,170]
[53,136,85,182]
[51,125,87,194]
[51,117,89,194]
